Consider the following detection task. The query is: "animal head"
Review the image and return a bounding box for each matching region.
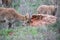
[24,13,31,23]
[21,13,31,26]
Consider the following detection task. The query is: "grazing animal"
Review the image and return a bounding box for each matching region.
[37,5,57,16]
[0,7,29,28]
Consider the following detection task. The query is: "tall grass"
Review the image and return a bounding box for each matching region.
[0,23,59,40]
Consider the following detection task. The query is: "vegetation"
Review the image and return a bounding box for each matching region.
[0,23,59,40]
[0,0,60,40]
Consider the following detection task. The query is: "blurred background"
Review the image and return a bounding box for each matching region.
[0,0,55,15]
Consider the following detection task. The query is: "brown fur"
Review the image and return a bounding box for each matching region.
[27,14,45,24]
[31,14,44,20]
[28,14,56,26]
[0,8,29,28]
[0,7,28,21]
[37,5,56,16]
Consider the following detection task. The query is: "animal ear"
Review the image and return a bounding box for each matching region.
[25,13,30,19]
